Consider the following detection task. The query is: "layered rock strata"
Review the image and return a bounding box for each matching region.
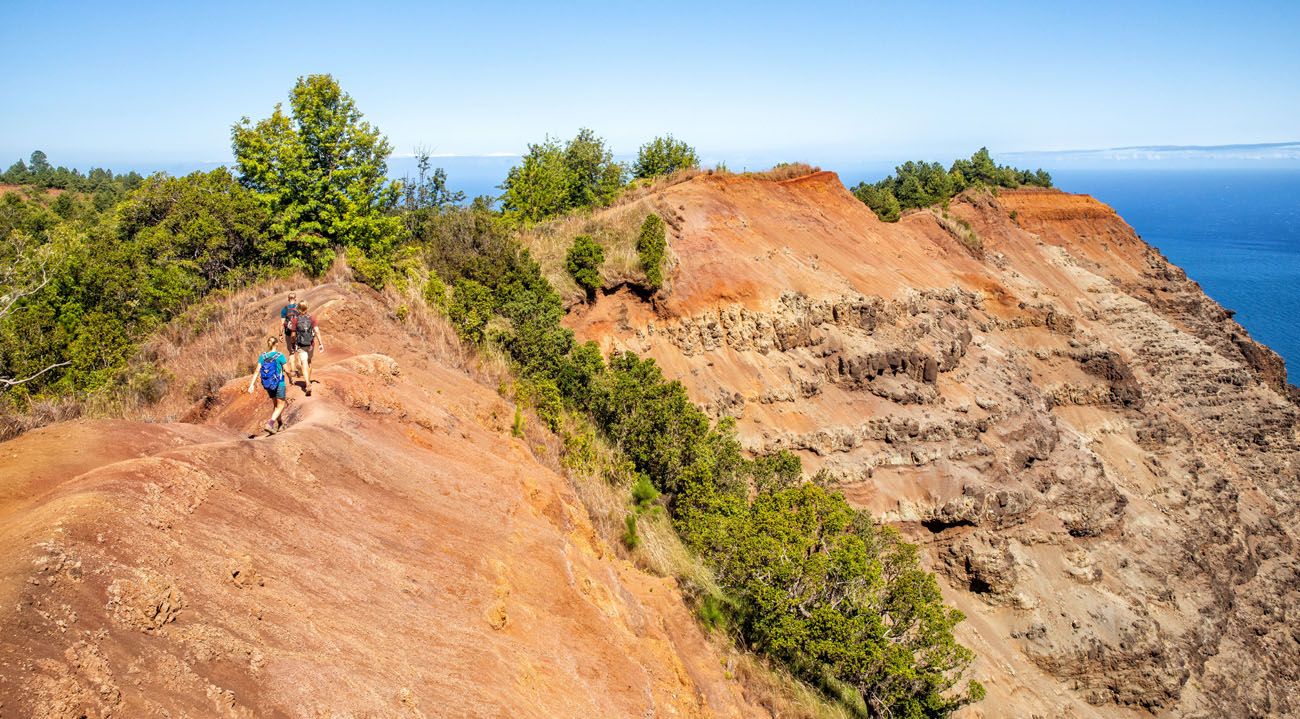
[565,172,1300,718]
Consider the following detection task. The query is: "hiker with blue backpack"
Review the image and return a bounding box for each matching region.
[247,336,289,434]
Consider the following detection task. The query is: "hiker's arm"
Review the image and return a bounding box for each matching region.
[315,328,325,352]
[246,357,258,393]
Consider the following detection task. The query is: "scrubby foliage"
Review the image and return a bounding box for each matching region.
[0,169,271,400]
[411,202,982,714]
[634,135,699,179]
[852,148,1052,222]
[565,234,605,298]
[232,73,403,271]
[637,213,668,289]
[500,129,626,224]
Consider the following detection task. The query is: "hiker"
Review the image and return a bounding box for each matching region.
[247,336,289,433]
[290,302,325,396]
[279,291,300,376]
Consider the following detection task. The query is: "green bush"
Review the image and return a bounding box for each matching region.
[448,278,496,342]
[345,245,394,290]
[622,513,641,549]
[565,234,605,297]
[631,473,660,508]
[422,271,449,312]
[633,135,699,179]
[636,214,668,289]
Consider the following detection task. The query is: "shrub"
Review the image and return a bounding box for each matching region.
[448,278,495,342]
[422,271,449,312]
[565,234,605,297]
[623,513,641,549]
[633,135,699,179]
[853,184,901,223]
[345,245,394,290]
[636,214,668,289]
[631,473,660,508]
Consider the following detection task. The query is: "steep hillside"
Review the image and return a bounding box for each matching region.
[562,172,1300,717]
[0,285,764,717]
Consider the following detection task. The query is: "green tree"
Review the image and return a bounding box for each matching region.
[633,135,699,179]
[853,184,902,222]
[231,74,402,272]
[565,234,605,298]
[637,213,668,288]
[500,137,571,223]
[28,150,50,175]
[564,128,626,208]
[500,129,626,223]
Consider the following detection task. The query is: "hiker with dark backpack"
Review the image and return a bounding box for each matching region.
[280,291,300,377]
[246,336,289,433]
[290,302,325,397]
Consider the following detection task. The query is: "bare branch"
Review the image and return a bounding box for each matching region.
[0,262,50,319]
[1,361,71,390]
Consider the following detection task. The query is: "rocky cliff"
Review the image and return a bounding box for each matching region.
[0,286,764,717]
[565,172,1300,718]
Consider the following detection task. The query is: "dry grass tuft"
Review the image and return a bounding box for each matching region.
[929,208,983,256]
[744,162,823,182]
[0,396,82,442]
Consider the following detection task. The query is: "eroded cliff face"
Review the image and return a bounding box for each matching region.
[567,173,1300,718]
[0,286,762,718]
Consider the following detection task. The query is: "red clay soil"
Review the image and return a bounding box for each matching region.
[0,286,760,718]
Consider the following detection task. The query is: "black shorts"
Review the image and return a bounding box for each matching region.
[283,330,294,349]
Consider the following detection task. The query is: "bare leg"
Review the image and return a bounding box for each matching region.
[298,349,312,394]
[271,397,286,426]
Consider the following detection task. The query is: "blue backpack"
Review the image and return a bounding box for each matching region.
[258,352,283,390]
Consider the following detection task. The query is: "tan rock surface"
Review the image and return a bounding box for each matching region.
[565,171,1300,718]
[0,286,761,718]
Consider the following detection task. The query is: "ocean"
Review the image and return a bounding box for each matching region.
[1052,170,1300,380]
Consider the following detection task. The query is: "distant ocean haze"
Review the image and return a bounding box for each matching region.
[1051,169,1300,379]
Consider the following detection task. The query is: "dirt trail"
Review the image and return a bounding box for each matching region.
[0,285,758,718]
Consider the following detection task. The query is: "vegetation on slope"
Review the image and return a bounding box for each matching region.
[0,75,981,716]
[852,148,1052,222]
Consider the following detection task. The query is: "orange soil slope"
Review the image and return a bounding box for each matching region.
[563,172,1300,718]
[0,286,759,718]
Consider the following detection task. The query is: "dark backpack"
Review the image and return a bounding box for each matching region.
[283,305,300,332]
[259,352,283,390]
[295,314,315,347]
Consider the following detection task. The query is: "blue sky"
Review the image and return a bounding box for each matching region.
[2,0,1298,171]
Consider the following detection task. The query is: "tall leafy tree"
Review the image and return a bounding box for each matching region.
[633,135,699,179]
[500,128,626,224]
[232,74,402,272]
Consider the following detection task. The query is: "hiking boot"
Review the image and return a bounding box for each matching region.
[265,420,277,434]
[305,387,312,397]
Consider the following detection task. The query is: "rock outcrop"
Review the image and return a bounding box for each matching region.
[564,172,1300,718]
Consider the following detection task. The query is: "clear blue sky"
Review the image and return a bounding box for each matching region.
[2,0,1298,170]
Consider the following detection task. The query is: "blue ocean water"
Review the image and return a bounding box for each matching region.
[1051,170,1300,380]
